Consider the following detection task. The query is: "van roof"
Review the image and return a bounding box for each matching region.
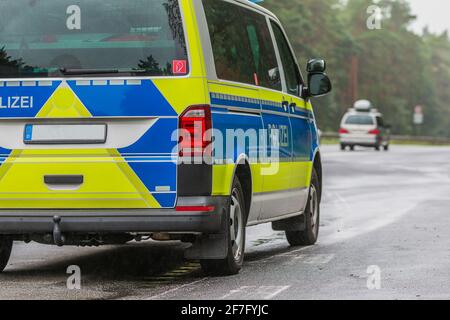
[233,0,280,22]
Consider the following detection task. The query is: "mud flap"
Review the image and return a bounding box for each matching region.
[272,214,306,232]
[184,233,228,260]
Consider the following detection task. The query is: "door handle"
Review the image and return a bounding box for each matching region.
[44,175,84,185]
[289,103,297,113]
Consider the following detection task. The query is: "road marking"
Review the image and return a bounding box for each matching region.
[283,254,335,266]
[220,286,290,300]
[247,246,310,265]
[146,277,209,300]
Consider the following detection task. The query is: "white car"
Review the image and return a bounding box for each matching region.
[339,101,390,151]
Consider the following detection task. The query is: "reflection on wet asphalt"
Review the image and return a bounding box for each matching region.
[2,145,450,299]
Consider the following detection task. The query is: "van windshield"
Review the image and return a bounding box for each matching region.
[345,115,375,125]
[0,0,188,78]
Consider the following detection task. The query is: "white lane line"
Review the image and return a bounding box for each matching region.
[283,254,335,266]
[220,286,291,300]
[247,245,310,265]
[264,286,291,300]
[146,277,209,300]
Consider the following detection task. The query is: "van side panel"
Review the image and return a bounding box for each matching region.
[209,81,264,197]
[290,99,315,191]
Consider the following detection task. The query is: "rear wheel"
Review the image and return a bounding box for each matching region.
[201,178,246,276]
[349,145,355,151]
[384,144,389,151]
[0,236,13,273]
[340,144,346,151]
[375,145,381,151]
[286,169,320,246]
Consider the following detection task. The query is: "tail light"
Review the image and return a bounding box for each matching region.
[368,129,380,135]
[176,205,215,212]
[339,128,349,134]
[179,105,212,158]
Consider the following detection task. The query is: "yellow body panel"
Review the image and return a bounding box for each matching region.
[212,162,311,196]
[0,84,161,209]
[153,78,208,115]
[210,83,314,196]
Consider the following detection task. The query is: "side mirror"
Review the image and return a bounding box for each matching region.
[303,58,332,98]
[307,59,326,73]
[308,73,332,97]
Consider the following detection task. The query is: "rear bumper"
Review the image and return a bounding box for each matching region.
[0,196,229,235]
[340,134,378,145]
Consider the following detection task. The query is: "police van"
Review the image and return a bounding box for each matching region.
[0,0,331,275]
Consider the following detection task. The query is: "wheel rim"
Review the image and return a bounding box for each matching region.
[230,188,244,262]
[309,185,319,237]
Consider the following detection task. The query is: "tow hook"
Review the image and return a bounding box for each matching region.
[52,216,65,246]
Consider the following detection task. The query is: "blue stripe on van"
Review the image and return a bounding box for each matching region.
[68,80,178,117]
[119,118,178,155]
[126,161,177,194]
[292,108,313,119]
[211,93,260,110]
[0,148,11,164]
[118,117,177,204]
[0,81,61,118]
[152,193,177,208]
[210,92,313,118]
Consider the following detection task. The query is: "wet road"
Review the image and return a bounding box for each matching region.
[1,145,450,300]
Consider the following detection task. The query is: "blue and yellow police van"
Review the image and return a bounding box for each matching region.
[0,0,331,275]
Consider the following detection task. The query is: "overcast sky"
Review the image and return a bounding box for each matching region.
[408,0,450,34]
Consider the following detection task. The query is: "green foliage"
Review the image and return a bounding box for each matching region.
[263,0,450,137]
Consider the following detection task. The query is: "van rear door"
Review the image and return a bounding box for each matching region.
[0,0,192,209]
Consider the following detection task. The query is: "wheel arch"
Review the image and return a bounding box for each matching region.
[232,155,253,220]
[312,149,323,202]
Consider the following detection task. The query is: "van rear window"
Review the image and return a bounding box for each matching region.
[0,0,188,78]
[345,115,375,125]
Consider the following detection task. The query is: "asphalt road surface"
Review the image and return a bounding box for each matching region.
[1,145,450,300]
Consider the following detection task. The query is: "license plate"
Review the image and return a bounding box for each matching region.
[24,124,107,144]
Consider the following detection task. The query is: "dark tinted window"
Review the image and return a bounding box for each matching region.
[271,21,301,96]
[376,116,384,127]
[0,0,188,78]
[345,115,375,125]
[203,0,281,90]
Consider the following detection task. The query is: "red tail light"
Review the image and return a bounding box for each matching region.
[368,129,380,135]
[176,205,215,212]
[179,105,212,158]
[339,128,349,134]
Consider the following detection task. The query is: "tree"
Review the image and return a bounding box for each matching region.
[263,0,450,137]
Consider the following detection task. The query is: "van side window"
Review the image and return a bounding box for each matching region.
[376,117,384,127]
[270,21,302,96]
[202,0,281,91]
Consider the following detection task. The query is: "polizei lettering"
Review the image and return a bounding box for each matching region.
[0,96,34,109]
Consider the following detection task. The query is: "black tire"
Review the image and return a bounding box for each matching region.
[286,169,320,246]
[201,177,246,276]
[349,145,355,151]
[0,236,13,273]
[375,145,381,151]
[384,145,389,151]
[340,144,346,151]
